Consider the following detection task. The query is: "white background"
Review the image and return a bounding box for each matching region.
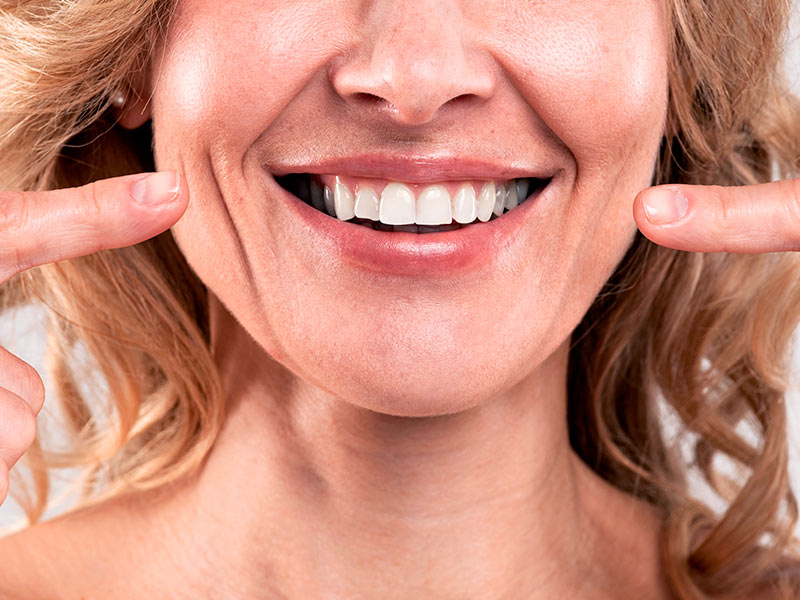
[2,6,800,528]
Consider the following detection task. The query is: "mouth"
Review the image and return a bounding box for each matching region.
[275,173,551,233]
[269,160,558,276]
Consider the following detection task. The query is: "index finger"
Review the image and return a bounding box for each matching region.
[633,179,800,253]
[0,171,187,283]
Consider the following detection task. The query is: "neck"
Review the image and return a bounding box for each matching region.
[167,293,664,598]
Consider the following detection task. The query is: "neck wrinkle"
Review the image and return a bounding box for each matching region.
[194,292,600,599]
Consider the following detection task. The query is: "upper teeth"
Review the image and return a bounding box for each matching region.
[318,177,530,226]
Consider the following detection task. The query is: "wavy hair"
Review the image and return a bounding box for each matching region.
[1,0,800,597]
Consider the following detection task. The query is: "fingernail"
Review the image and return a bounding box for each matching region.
[131,171,181,206]
[643,188,688,225]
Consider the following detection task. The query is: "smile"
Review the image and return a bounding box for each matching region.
[269,157,559,276]
[276,174,551,233]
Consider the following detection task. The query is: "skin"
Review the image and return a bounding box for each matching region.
[0,0,797,598]
[143,1,671,595]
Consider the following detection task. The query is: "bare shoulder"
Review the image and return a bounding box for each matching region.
[0,488,201,600]
[0,521,66,599]
[0,498,150,599]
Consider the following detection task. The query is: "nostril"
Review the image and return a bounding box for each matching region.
[443,93,480,110]
[332,53,496,125]
[347,92,403,117]
[362,91,484,124]
[352,92,389,107]
[349,92,414,121]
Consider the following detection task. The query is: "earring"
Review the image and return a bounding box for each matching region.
[110,89,128,108]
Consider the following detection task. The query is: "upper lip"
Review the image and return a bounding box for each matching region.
[267,153,559,183]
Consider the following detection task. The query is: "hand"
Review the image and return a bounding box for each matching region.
[0,171,187,506]
[633,179,800,253]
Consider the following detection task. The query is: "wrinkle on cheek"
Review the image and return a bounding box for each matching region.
[151,2,213,123]
[624,38,669,136]
[487,5,667,165]
[156,44,213,128]
[156,2,352,151]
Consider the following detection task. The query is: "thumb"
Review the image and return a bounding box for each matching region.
[633,179,800,253]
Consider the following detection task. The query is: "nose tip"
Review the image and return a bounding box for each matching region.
[330,4,496,126]
[336,56,495,126]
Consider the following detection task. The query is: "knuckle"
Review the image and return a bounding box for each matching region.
[1,392,37,451]
[15,404,37,452]
[81,181,110,250]
[708,185,728,221]
[0,462,8,505]
[0,247,27,283]
[83,181,105,222]
[783,179,800,229]
[0,348,45,414]
[20,365,45,415]
[0,192,32,280]
[0,191,27,235]
[707,185,735,238]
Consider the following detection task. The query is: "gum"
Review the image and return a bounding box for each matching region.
[313,175,514,198]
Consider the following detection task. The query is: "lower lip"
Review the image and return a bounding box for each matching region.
[278,181,550,277]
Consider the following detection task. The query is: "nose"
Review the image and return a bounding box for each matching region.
[330,1,497,126]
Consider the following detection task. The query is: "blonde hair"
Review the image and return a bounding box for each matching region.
[2,0,800,597]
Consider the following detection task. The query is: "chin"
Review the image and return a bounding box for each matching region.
[287,329,550,418]
[332,378,493,418]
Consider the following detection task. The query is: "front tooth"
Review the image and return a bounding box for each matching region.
[323,185,335,216]
[354,187,380,221]
[476,182,495,222]
[380,183,416,225]
[334,176,355,221]
[504,180,519,211]
[493,183,506,217]
[416,185,452,225]
[310,180,325,212]
[452,184,477,224]
[516,178,530,204]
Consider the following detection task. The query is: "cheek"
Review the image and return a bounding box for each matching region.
[511,3,668,215]
[151,0,350,154]
[149,0,358,360]
[488,1,668,170]
[146,0,671,408]
[484,2,669,331]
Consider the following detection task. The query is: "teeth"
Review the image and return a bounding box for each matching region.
[334,176,355,221]
[303,177,540,228]
[452,184,477,224]
[380,183,416,225]
[476,182,495,222]
[493,183,506,217]
[310,180,325,212]
[323,185,335,216]
[516,178,530,205]
[354,186,380,221]
[504,183,519,211]
[416,185,452,225]
[373,222,394,232]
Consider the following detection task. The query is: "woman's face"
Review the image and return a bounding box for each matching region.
[151,0,668,415]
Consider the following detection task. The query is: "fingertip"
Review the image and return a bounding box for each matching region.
[633,186,693,250]
[638,187,689,227]
[130,171,183,208]
[632,188,649,227]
